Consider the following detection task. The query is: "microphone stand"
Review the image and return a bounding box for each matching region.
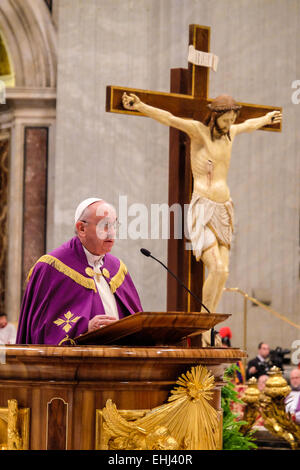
[140,248,215,346]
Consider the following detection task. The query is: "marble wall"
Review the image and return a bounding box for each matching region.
[52,0,300,358]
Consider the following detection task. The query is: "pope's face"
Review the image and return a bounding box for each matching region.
[77,201,117,255]
[216,110,237,134]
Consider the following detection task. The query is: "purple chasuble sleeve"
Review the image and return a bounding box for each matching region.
[16,262,98,345]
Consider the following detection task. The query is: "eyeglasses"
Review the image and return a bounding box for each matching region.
[80,219,120,231]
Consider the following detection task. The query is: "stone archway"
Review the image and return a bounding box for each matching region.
[0,0,56,87]
[0,0,57,322]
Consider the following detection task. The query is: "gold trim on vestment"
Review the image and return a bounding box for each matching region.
[85,267,96,277]
[27,255,97,292]
[54,311,81,333]
[109,260,128,294]
[85,267,102,283]
[102,268,110,279]
[58,335,76,346]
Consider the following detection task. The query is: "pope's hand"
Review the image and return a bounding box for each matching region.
[266,110,282,125]
[122,92,141,111]
[88,315,117,332]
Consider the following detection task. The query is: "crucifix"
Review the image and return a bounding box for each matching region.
[106,24,281,317]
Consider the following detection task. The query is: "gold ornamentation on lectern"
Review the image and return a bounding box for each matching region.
[0,399,30,450]
[96,365,222,450]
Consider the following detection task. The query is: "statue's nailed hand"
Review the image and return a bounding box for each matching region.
[266,110,282,125]
[122,92,141,111]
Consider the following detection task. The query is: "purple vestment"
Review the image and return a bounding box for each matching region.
[16,237,143,345]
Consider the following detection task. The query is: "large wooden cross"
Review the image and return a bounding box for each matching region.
[106,24,281,313]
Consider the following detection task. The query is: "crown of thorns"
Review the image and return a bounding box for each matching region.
[207,94,242,112]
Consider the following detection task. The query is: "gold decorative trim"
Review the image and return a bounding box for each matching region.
[97,365,222,450]
[225,287,300,331]
[95,408,149,450]
[27,255,97,292]
[54,311,81,333]
[58,335,76,346]
[0,399,30,450]
[85,267,96,277]
[109,260,128,294]
[102,268,110,279]
[241,367,300,449]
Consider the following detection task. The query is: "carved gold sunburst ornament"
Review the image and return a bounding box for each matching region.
[170,365,215,402]
[99,365,221,450]
[138,365,220,450]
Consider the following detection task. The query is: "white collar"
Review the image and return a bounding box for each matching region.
[257,354,266,362]
[82,245,104,267]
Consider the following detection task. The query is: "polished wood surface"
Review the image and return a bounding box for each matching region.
[0,344,246,449]
[74,311,230,345]
[46,398,68,450]
[0,344,246,361]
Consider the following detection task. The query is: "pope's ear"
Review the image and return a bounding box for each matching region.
[75,220,86,236]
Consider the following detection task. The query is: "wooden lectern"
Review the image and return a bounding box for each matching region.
[0,312,246,450]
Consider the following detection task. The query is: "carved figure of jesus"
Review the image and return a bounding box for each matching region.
[122,93,281,323]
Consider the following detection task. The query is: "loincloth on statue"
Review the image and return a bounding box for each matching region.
[187,193,234,261]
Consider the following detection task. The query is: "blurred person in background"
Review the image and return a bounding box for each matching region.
[0,313,16,344]
[285,368,300,424]
[246,342,271,380]
[257,374,268,392]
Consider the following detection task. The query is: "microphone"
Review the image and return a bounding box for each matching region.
[140,248,215,346]
[140,248,151,257]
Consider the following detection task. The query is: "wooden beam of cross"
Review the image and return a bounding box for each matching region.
[106,87,282,131]
[106,25,281,131]
[106,24,282,313]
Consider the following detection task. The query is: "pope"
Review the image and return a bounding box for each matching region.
[16,198,143,345]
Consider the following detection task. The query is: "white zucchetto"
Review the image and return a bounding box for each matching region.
[74,198,102,224]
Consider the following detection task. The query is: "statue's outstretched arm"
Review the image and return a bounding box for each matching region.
[122,92,198,137]
[232,110,282,136]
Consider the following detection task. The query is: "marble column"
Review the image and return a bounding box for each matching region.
[4,88,56,322]
[0,138,9,315]
[22,127,48,290]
